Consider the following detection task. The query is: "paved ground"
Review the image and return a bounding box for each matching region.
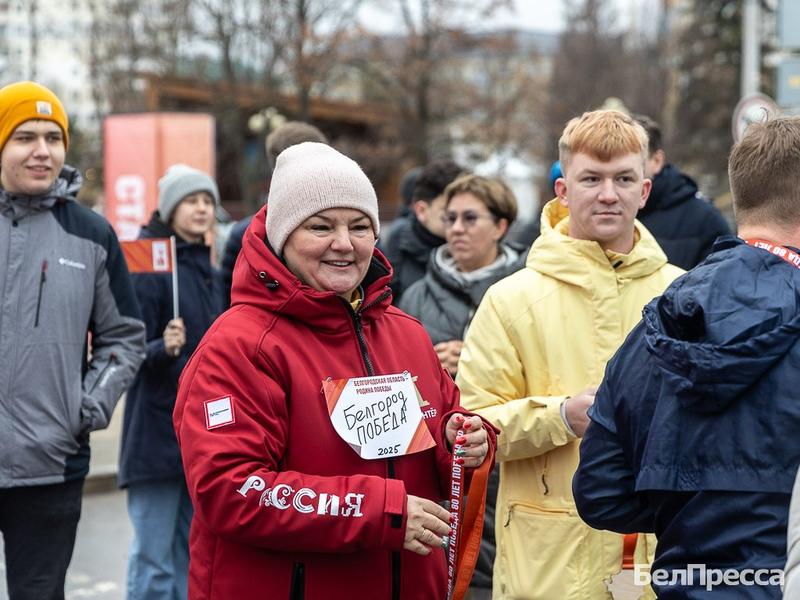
[0,400,131,600]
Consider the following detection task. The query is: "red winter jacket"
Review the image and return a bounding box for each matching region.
[174,207,490,600]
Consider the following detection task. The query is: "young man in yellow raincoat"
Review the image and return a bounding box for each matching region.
[456,109,684,599]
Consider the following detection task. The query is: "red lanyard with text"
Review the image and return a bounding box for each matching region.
[746,239,800,270]
[446,429,465,600]
[446,427,493,600]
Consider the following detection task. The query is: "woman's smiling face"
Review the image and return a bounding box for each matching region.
[282,208,376,298]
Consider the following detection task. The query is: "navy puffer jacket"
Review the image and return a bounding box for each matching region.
[118,212,224,487]
[637,164,732,270]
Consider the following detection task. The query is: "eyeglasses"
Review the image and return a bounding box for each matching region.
[441,211,498,229]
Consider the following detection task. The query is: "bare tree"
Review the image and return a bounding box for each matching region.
[667,0,755,197]
[544,0,669,160]
[88,0,193,114]
[28,0,39,80]
[89,0,368,201]
[189,0,264,202]
[449,30,550,160]
[272,0,365,120]
[351,0,514,164]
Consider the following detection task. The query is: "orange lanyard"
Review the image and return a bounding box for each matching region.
[446,429,466,599]
[622,533,638,569]
[447,430,493,600]
[746,239,800,270]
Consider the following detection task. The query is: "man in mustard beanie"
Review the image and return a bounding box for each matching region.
[0,81,146,600]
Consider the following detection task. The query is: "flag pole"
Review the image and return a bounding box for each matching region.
[170,236,179,319]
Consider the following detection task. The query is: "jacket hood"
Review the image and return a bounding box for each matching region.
[527,199,669,287]
[230,205,394,331]
[139,210,204,245]
[142,210,175,238]
[57,164,83,198]
[644,236,800,414]
[0,164,83,219]
[639,164,702,214]
[428,242,525,306]
[391,216,445,261]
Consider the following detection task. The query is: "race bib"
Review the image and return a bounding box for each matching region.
[323,372,436,460]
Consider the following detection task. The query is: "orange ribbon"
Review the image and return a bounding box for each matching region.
[447,432,495,600]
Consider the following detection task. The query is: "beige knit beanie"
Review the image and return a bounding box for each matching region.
[266,142,380,254]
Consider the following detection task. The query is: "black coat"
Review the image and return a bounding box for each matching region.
[219,215,251,307]
[380,216,445,305]
[638,164,732,270]
[118,213,224,487]
[574,237,800,598]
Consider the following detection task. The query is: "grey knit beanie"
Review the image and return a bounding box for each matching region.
[266,142,380,254]
[158,164,220,224]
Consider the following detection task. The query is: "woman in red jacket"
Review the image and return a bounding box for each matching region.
[173,142,494,600]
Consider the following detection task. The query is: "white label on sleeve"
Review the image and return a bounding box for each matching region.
[205,396,235,429]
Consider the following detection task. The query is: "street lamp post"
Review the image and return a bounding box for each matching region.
[742,0,762,97]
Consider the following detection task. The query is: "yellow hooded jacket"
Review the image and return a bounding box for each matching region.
[457,200,684,600]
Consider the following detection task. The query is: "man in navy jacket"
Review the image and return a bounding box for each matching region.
[634,114,732,270]
[573,117,800,599]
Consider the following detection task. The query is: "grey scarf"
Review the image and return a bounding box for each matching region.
[0,166,83,220]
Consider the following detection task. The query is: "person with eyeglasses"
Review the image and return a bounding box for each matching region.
[399,174,524,600]
[399,174,524,380]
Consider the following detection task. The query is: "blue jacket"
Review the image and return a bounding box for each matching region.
[574,236,800,599]
[118,212,224,487]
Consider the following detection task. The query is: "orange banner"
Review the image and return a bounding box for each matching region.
[121,238,174,273]
[104,113,215,241]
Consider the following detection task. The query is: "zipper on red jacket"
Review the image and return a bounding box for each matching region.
[348,289,401,600]
[348,289,390,377]
[34,260,47,327]
[289,562,305,600]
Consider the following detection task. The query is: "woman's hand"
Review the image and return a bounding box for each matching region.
[434,340,463,376]
[445,413,489,468]
[403,494,452,556]
[163,318,186,357]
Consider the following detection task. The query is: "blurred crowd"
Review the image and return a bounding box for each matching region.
[1,79,800,600]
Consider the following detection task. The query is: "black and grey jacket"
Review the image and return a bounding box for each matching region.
[0,166,146,487]
[398,242,525,345]
[380,216,445,305]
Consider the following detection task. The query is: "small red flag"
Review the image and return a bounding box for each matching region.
[121,238,174,273]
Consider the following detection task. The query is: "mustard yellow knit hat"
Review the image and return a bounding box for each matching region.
[0,81,69,152]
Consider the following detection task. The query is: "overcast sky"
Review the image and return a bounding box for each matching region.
[358,1,650,35]
[480,3,566,31]
[357,2,565,34]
